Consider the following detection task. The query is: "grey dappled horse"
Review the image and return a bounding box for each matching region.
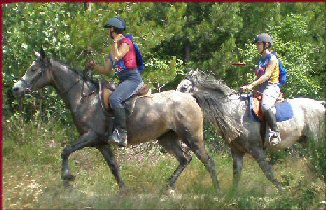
[12,50,220,192]
[177,70,325,190]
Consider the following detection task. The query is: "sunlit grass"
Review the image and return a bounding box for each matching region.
[3,119,326,209]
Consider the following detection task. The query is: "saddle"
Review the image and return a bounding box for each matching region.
[250,91,294,147]
[251,91,285,122]
[99,80,150,114]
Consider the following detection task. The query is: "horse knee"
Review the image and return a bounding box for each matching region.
[186,155,192,163]
[61,148,70,159]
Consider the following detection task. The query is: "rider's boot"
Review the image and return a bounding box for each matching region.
[264,108,281,145]
[108,108,128,147]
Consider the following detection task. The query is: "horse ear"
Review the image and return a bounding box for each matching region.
[40,48,46,59]
[39,48,51,66]
[194,69,200,76]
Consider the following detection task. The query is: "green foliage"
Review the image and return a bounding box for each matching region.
[143,56,185,91]
[3,2,325,122]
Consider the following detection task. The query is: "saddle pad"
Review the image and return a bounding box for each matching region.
[275,101,294,122]
[249,96,294,122]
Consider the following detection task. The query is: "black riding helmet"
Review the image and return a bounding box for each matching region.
[254,33,273,47]
[104,17,126,30]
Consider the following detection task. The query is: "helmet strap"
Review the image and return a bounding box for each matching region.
[109,30,115,39]
[259,42,269,55]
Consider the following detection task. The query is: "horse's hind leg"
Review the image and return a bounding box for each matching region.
[96,144,126,191]
[158,131,192,190]
[231,147,244,191]
[250,146,282,190]
[181,131,220,192]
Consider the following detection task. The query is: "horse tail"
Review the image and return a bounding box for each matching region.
[192,90,242,143]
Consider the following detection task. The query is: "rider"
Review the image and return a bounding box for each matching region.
[241,33,281,145]
[88,17,144,147]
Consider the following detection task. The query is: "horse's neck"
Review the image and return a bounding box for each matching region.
[50,61,91,108]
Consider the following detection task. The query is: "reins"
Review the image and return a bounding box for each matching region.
[61,48,96,99]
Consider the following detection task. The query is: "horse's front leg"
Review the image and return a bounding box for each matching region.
[61,131,98,181]
[250,146,283,190]
[96,144,126,191]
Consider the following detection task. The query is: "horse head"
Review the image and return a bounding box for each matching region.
[176,69,202,93]
[12,48,52,97]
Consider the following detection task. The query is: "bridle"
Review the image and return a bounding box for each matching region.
[19,62,49,93]
[19,57,95,100]
[20,60,81,97]
[58,68,95,98]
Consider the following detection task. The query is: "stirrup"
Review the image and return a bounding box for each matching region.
[108,128,127,147]
[268,131,281,146]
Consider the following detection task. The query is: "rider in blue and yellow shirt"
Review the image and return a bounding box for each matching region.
[242,33,281,145]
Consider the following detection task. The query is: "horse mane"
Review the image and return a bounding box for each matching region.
[51,59,98,86]
[188,69,242,142]
[189,70,236,96]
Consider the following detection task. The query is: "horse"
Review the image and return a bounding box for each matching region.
[12,49,220,192]
[177,69,325,191]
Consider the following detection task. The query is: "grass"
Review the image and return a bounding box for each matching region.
[3,117,326,209]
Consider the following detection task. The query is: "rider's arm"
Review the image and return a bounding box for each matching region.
[93,58,113,75]
[111,41,130,60]
[92,38,130,75]
[251,57,277,87]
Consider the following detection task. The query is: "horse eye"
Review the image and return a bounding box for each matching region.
[31,67,36,72]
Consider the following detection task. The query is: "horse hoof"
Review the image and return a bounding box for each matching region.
[63,180,73,189]
[118,187,128,196]
[216,187,222,194]
[277,186,287,192]
[167,188,176,196]
[62,174,75,181]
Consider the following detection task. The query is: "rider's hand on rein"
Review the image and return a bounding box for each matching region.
[241,84,253,92]
[86,60,96,70]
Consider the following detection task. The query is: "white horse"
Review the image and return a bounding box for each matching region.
[177,70,325,190]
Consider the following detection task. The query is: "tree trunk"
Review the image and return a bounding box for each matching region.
[18,97,23,112]
[84,2,92,12]
[184,42,190,63]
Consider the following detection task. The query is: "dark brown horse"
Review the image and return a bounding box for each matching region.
[12,49,219,192]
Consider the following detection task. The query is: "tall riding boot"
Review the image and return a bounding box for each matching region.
[108,108,128,147]
[264,108,281,145]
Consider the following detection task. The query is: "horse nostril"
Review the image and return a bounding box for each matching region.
[12,87,19,92]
